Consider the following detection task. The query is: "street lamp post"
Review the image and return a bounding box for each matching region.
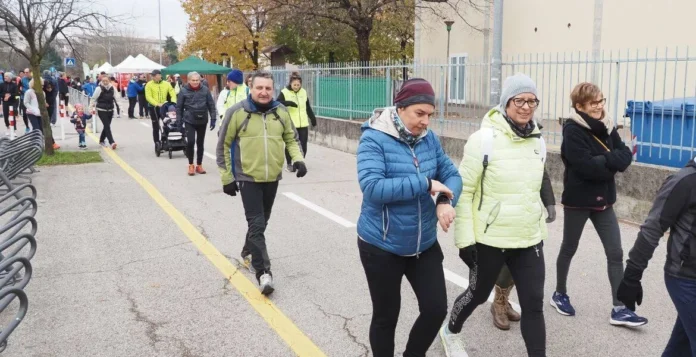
[158,0,163,65]
[444,20,454,119]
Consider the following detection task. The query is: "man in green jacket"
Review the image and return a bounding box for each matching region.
[216,71,307,295]
[145,69,177,148]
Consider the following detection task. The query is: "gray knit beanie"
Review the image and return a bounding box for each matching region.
[499,73,538,108]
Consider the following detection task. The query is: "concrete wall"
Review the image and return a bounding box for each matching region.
[310,116,678,224]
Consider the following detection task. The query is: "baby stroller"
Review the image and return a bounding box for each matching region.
[155,102,187,159]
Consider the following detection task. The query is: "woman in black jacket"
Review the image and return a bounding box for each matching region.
[0,72,19,135]
[551,82,647,327]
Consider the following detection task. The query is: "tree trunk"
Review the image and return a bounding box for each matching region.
[252,39,259,70]
[30,61,54,155]
[355,27,372,63]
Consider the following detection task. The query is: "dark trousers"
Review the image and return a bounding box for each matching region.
[556,207,624,306]
[359,239,447,357]
[185,122,206,165]
[137,94,147,117]
[449,243,546,357]
[2,100,18,129]
[663,274,696,356]
[127,97,137,118]
[60,93,69,106]
[149,106,162,143]
[28,114,41,132]
[285,126,308,165]
[97,110,115,144]
[239,181,279,279]
[48,104,56,125]
[20,102,29,127]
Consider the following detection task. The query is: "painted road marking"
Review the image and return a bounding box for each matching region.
[140,122,151,128]
[85,130,327,357]
[282,192,357,228]
[284,192,521,313]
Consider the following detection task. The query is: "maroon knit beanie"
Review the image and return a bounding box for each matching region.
[394,78,435,108]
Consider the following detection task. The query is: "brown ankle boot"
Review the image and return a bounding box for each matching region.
[491,285,510,330]
[504,283,521,322]
[187,164,195,176]
[195,165,206,174]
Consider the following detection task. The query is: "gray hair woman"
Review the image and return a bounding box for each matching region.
[177,71,217,176]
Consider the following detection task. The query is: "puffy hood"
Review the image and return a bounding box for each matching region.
[482,105,541,139]
[567,109,613,136]
[361,106,428,142]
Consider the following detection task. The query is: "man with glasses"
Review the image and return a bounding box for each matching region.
[176,71,216,176]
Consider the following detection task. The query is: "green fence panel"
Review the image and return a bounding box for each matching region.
[315,76,390,119]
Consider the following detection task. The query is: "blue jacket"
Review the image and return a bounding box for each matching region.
[83,82,96,97]
[20,77,31,96]
[127,80,143,98]
[357,107,463,256]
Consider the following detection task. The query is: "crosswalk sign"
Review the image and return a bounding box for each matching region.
[64,58,76,67]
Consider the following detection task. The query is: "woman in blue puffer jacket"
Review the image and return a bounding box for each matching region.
[357,78,463,357]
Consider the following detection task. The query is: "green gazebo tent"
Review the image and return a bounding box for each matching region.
[161,56,230,75]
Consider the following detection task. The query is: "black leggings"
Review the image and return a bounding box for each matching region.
[149,106,162,143]
[127,97,137,118]
[185,122,207,165]
[556,207,624,306]
[137,94,147,117]
[285,126,308,165]
[97,110,115,144]
[359,239,447,357]
[449,243,546,357]
[2,100,18,129]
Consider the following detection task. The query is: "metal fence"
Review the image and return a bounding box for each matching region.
[267,46,696,168]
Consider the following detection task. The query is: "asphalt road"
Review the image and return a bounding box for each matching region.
[0,101,677,357]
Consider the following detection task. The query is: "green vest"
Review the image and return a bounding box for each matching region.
[281,87,309,128]
[224,84,248,111]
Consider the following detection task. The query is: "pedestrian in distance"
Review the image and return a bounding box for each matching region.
[216,69,248,121]
[0,72,19,135]
[58,72,69,106]
[24,77,44,134]
[550,82,647,327]
[440,73,551,357]
[277,72,317,173]
[43,80,57,125]
[356,78,462,357]
[90,76,118,149]
[20,68,32,133]
[216,71,307,295]
[127,75,144,119]
[70,103,92,149]
[146,69,177,151]
[176,71,217,176]
[137,74,148,118]
[109,76,121,118]
[617,156,696,356]
[245,74,253,89]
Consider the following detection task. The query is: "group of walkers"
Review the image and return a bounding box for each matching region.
[352,73,696,357]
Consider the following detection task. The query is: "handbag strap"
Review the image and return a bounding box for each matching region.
[591,134,610,152]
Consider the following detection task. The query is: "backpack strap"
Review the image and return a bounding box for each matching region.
[478,127,494,211]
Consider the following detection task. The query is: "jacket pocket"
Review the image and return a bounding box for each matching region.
[382,205,390,241]
[484,201,502,233]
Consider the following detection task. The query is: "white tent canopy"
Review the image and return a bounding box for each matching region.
[96,62,113,73]
[113,55,134,71]
[114,54,164,73]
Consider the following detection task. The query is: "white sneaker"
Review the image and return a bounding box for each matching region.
[259,273,274,296]
[242,254,256,274]
[439,324,469,357]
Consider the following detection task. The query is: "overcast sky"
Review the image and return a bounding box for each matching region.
[92,0,190,43]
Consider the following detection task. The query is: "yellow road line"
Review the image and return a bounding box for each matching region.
[85,130,326,357]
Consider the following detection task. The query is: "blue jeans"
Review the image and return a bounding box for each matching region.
[663,273,696,357]
[77,131,85,144]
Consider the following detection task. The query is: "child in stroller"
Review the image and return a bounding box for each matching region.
[157,102,187,159]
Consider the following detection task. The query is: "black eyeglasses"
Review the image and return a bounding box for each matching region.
[511,97,540,108]
[589,98,607,108]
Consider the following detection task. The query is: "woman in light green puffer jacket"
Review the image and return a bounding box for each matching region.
[439,73,554,357]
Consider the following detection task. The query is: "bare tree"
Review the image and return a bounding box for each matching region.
[0,0,106,154]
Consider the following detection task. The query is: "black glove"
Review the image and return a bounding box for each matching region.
[209,118,217,131]
[546,205,556,223]
[293,161,307,178]
[617,265,644,311]
[458,245,478,269]
[223,181,239,197]
[310,118,317,128]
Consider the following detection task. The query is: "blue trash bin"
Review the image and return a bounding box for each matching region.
[625,98,696,168]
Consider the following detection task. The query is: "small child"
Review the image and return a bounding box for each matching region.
[70,104,92,149]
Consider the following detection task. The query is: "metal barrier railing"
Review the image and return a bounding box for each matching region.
[0,131,42,353]
[68,88,98,133]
